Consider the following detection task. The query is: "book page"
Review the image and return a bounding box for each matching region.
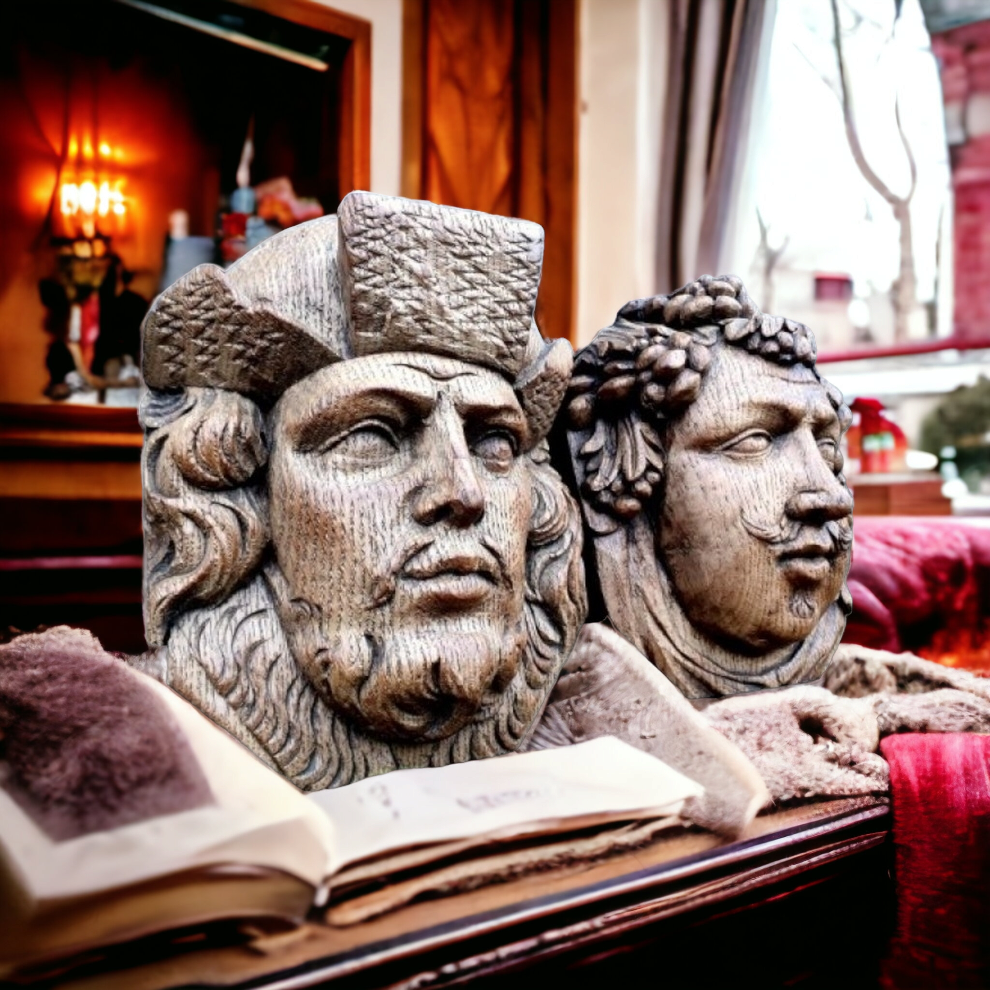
[0,680,333,907]
[309,737,704,873]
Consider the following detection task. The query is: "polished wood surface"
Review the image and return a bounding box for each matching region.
[0,554,144,651]
[850,474,953,515]
[56,797,890,989]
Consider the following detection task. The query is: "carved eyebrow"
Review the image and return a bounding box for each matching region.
[735,392,839,431]
[810,404,842,434]
[455,396,526,424]
[292,385,437,450]
[694,394,839,452]
[453,393,530,449]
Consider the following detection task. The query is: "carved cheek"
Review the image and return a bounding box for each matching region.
[751,450,795,519]
[268,444,411,615]
[660,451,734,553]
[482,466,532,591]
[661,452,776,596]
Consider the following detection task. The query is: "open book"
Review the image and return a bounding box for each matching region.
[0,631,702,978]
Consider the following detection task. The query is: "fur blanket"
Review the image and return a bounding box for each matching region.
[0,627,213,840]
[703,644,990,803]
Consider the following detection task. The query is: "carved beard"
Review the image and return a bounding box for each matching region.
[158,567,564,790]
[269,563,529,743]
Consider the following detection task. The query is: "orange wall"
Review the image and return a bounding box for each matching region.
[0,47,220,404]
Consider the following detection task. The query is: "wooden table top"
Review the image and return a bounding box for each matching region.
[51,796,889,990]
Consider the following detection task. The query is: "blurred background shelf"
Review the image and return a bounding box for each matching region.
[848,472,952,515]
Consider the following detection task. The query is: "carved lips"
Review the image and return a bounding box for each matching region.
[776,534,844,585]
[399,545,501,609]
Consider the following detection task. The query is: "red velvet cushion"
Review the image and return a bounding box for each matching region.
[881,733,990,988]
[844,518,990,655]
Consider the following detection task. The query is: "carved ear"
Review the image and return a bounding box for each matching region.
[142,265,338,402]
[515,337,572,448]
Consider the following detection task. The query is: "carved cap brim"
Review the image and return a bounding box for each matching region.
[142,265,338,403]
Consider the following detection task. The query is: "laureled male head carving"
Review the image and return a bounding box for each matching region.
[564,275,853,698]
[139,192,586,788]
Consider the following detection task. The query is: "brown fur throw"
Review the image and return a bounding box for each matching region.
[825,642,990,701]
[704,645,990,804]
[0,627,213,841]
[702,687,889,803]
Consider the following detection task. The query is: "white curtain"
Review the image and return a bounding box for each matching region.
[654,0,777,291]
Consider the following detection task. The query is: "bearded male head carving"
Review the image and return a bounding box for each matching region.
[564,275,853,699]
[138,192,586,789]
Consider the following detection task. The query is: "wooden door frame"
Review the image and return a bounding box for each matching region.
[233,0,372,195]
[401,0,578,344]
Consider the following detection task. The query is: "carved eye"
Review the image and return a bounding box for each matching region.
[722,431,772,456]
[471,430,518,473]
[325,421,400,466]
[818,438,843,472]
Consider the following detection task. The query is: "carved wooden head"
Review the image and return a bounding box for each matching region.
[565,276,853,698]
[138,193,586,787]
[266,353,535,743]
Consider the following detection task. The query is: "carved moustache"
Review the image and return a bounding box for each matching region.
[739,510,853,556]
[369,537,508,607]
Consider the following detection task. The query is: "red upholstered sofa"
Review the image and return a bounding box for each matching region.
[844,517,990,665]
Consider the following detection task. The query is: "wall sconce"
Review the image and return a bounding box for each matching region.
[58,135,128,239]
[60,180,126,220]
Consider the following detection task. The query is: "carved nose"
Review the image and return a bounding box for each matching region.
[412,456,485,527]
[411,401,485,528]
[785,486,854,523]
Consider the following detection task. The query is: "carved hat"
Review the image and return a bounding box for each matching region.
[141,191,571,445]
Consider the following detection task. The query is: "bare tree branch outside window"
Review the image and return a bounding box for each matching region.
[829,0,918,342]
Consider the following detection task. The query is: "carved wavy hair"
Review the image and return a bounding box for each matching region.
[140,385,586,789]
[566,275,853,527]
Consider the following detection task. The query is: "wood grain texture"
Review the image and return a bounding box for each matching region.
[848,474,952,515]
[137,193,586,788]
[564,277,855,698]
[422,0,515,215]
[404,0,577,341]
[401,0,427,200]
[0,461,140,500]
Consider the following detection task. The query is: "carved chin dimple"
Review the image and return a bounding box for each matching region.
[789,592,817,620]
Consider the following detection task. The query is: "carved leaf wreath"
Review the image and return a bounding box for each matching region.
[566,274,841,526]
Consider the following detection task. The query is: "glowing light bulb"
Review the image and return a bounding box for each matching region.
[60,182,79,216]
[78,181,97,214]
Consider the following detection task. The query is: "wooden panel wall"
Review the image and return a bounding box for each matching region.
[402,0,578,343]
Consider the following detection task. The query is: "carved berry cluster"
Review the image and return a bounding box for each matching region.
[618,275,818,367]
[567,275,840,524]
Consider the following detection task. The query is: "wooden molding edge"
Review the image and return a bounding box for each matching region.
[401,0,426,199]
[233,0,372,195]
